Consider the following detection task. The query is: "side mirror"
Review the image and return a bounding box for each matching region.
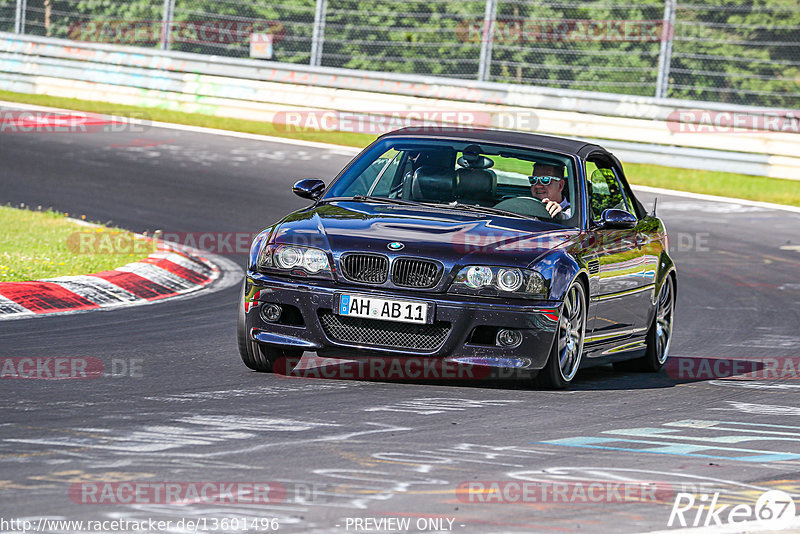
[293,179,325,200]
[599,208,637,229]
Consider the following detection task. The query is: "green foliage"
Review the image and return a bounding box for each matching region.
[669,0,800,106]
[5,0,798,106]
[0,0,15,32]
[0,205,153,282]
[490,2,663,95]
[2,88,797,207]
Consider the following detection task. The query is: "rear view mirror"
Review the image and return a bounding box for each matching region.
[599,209,637,229]
[293,179,325,200]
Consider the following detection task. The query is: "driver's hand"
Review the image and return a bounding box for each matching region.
[542,198,563,217]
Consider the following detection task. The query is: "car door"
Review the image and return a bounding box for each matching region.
[584,159,650,347]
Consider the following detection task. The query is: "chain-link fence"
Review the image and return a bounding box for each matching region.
[0,1,14,32]
[3,0,798,108]
[669,3,800,107]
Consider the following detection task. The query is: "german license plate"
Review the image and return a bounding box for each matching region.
[337,294,430,324]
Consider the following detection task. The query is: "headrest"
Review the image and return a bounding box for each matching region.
[410,149,455,169]
[456,168,495,199]
[411,166,456,201]
[589,168,614,195]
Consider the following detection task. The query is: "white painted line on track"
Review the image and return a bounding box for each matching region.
[631,185,800,215]
[0,100,361,155]
[2,100,797,215]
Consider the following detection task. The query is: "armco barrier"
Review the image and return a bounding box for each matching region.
[1,32,798,179]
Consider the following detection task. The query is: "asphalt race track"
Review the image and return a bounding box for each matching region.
[2,112,800,533]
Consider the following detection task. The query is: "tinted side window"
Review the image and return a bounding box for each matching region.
[587,165,630,220]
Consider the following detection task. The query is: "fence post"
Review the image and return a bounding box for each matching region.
[310,0,328,67]
[14,0,26,34]
[655,0,676,99]
[160,0,175,51]
[477,0,498,81]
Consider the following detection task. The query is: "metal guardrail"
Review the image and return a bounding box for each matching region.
[7,0,799,108]
[1,32,797,179]
[3,32,797,123]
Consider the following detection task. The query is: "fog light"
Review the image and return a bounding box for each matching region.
[261,303,282,322]
[496,329,522,347]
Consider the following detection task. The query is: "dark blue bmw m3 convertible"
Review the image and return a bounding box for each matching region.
[238,128,676,388]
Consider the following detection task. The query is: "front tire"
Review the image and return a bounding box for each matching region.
[237,281,263,370]
[537,281,587,389]
[237,281,300,373]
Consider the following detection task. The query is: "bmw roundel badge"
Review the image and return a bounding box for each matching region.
[387,242,405,251]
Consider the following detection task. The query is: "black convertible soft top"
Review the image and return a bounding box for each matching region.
[380,127,609,159]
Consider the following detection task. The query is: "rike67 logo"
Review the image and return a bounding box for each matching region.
[668,490,797,529]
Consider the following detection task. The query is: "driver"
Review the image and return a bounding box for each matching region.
[530,162,570,217]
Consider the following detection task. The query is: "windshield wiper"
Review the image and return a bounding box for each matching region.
[442,202,537,220]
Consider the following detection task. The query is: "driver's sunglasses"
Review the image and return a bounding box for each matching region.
[528,175,562,185]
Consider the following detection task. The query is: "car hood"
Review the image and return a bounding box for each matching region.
[272,201,579,266]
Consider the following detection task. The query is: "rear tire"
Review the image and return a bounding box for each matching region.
[536,281,587,389]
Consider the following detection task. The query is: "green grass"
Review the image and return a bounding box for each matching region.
[0,205,154,282]
[0,90,377,147]
[1,90,797,207]
[624,163,800,207]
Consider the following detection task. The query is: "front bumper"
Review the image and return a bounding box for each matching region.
[244,272,561,371]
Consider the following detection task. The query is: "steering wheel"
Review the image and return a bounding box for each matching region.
[493,196,554,219]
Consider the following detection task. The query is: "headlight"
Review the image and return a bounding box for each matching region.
[465,266,493,288]
[497,268,523,291]
[450,265,548,298]
[275,246,304,269]
[258,244,332,279]
[303,248,328,273]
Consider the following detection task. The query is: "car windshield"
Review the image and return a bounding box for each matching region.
[325,138,580,227]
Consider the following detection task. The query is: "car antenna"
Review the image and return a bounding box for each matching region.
[651,197,658,217]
